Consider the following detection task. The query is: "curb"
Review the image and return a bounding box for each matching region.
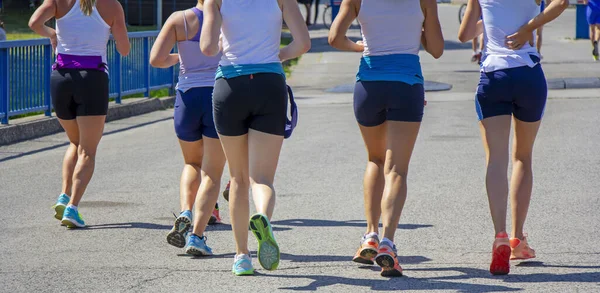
[0,96,175,146]
[547,77,600,90]
[325,81,453,93]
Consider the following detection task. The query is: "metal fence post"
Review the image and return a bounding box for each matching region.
[115,44,122,104]
[43,44,52,117]
[0,48,8,124]
[143,37,150,98]
[169,65,175,96]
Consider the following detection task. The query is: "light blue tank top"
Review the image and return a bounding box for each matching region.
[177,8,221,91]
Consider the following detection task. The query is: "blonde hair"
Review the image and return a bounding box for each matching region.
[198,0,204,4]
[80,0,96,16]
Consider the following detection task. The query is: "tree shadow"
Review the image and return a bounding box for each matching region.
[272,219,432,230]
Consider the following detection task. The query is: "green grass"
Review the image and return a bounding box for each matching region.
[280,36,300,77]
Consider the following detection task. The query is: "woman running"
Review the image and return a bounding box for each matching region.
[201,0,310,275]
[584,0,600,60]
[459,0,568,275]
[29,0,130,228]
[329,0,443,277]
[149,0,225,254]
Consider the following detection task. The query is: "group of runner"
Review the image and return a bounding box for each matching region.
[29,0,569,277]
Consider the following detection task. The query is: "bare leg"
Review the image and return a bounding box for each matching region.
[219,134,250,255]
[178,139,204,212]
[380,121,421,241]
[358,123,387,234]
[510,118,541,240]
[57,118,79,196]
[248,129,284,219]
[479,115,511,235]
[191,137,227,236]
[69,115,106,206]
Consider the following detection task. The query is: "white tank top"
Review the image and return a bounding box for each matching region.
[55,0,110,63]
[357,0,424,56]
[219,0,282,66]
[479,0,540,72]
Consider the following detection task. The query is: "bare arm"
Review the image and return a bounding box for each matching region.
[280,0,311,61]
[200,0,222,56]
[150,13,179,68]
[327,0,362,52]
[28,0,57,50]
[458,0,483,43]
[506,0,569,49]
[420,0,444,59]
[110,0,130,56]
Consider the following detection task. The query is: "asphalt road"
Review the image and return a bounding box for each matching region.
[1,4,599,293]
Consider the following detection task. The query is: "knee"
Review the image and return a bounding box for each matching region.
[231,175,250,191]
[77,147,96,162]
[385,168,408,184]
[250,175,274,189]
[367,154,385,167]
[512,153,533,168]
[200,172,222,190]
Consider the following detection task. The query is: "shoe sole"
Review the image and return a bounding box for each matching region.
[352,247,378,265]
[208,215,221,225]
[233,268,255,276]
[61,217,85,228]
[490,245,511,275]
[510,254,536,260]
[249,214,280,271]
[53,204,66,221]
[375,253,403,277]
[186,246,212,256]
[166,216,191,248]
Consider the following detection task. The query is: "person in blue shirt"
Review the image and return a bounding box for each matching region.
[584,0,600,60]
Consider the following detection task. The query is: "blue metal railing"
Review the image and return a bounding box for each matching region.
[0,31,176,124]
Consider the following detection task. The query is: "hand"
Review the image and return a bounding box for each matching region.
[355,40,364,52]
[506,27,534,50]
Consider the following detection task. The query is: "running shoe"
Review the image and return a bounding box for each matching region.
[249,213,280,271]
[232,254,254,276]
[185,234,213,256]
[167,210,192,248]
[352,232,379,265]
[593,41,599,61]
[375,240,403,277]
[490,232,511,275]
[208,203,222,225]
[223,181,230,201]
[52,193,70,221]
[61,206,85,228]
[510,234,536,260]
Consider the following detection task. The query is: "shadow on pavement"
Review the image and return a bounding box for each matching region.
[272,219,432,230]
[261,273,520,292]
[85,222,172,230]
[0,116,172,163]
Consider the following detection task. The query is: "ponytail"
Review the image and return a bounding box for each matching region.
[80,0,96,16]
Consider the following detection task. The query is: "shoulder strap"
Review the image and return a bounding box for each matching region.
[182,10,189,40]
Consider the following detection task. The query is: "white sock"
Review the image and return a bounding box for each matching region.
[67,204,78,211]
[364,232,379,239]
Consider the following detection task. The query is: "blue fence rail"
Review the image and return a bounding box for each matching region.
[0,31,176,124]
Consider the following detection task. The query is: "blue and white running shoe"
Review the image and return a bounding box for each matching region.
[52,193,70,221]
[185,234,213,256]
[61,205,85,228]
[232,254,254,276]
[167,210,192,248]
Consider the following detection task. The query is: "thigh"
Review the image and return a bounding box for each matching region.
[219,134,249,180]
[73,70,109,117]
[475,71,513,121]
[353,81,386,127]
[174,88,204,142]
[76,115,106,155]
[359,123,387,163]
[512,117,542,161]
[479,116,511,162]
[248,129,284,185]
[249,73,288,136]
[178,139,204,166]
[512,65,547,123]
[385,121,421,174]
[386,82,425,123]
[58,118,80,145]
[51,70,76,120]
[213,77,251,136]
[200,136,226,178]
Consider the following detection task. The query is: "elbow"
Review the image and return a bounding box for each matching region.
[119,45,131,57]
[559,0,569,10]
[431,49,443,59]
[457,33,469,43]
[328,35,341,49]
[201,45,219,57]
[149,56,160,68]
[301,39,311,54]
[28,19,38,31]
